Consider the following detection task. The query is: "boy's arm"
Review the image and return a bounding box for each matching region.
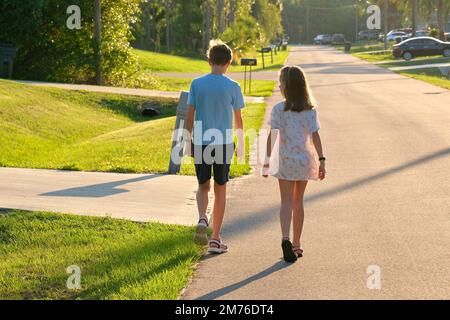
[234,109,244,159]
[184,105,195,156]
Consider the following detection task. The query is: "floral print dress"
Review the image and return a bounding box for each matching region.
[269,102,321,181]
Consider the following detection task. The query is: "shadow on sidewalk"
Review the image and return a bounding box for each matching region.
[195,261,293,300]
[40,174,163,198]
[224,146,450,236]
[310,77,408,89]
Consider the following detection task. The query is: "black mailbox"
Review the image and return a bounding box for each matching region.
[260,47,272,53]
[0,43,18,79]
[241,58,257,66]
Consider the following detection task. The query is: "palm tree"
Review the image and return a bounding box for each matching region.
[202,0,214,50]
[436,0,450,40]
[218,0,224,33]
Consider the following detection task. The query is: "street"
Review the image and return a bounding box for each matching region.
[182,45,450,300]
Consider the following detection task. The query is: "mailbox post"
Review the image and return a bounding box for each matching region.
[0,43,18,79]
[241,58,257,96]
[258,47,272,70]
[271,44,277,56]
[168,91,189,174]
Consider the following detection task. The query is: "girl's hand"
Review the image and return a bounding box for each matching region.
[319,162,326,180]
[262,164,270,178]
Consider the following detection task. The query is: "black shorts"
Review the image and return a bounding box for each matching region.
[194,144,235,185]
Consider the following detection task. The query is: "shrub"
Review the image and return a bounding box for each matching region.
[0,0,152,87]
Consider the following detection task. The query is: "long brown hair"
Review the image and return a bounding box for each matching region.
[280,66,316,112]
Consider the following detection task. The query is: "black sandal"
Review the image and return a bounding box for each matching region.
[282,240,297,263]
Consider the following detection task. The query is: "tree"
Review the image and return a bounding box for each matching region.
[0,0,146,87]
[218,0,224,33]
[228,0,236,25]
[202,0,215,51]
[165,0,171,51]
[436,0,450,40]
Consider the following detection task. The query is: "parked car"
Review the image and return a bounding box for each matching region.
[400,28,413,35]
[414,30,429,37]
[387,31,408,42]
[358,30,379,41]
[332,34,346,45]
[393,37,450,60]
[314,34,332,45]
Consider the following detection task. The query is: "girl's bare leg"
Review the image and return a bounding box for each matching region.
[292,180,308,247]
[278,179,295,240]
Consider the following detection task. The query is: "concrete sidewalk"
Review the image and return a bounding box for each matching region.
[155,71,279,81]
[15,80,264,104]
[389,62,450,71]
[0,167,200,225]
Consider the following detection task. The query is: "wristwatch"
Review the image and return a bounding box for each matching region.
[319,157,326,162]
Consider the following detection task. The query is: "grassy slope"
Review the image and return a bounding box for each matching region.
[158,77,276,97]
[0,210,203,300]
[0,80,266,177]
[135,47,290,73]
[350,46,450,93]
[397,68,450,90]
[376,56,450,68]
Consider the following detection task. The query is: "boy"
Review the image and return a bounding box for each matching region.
[184,40,245,254]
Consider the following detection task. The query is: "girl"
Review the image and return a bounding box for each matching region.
[263,65,326,263]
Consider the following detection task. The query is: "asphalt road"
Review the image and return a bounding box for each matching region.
[182,45,450,300]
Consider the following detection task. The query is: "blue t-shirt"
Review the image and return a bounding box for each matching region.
[187,74,245,146]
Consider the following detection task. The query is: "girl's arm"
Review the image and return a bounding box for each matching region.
[312,132,326,180]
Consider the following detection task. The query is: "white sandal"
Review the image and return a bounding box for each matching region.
[207,239,228,254]
[194,217,209,246]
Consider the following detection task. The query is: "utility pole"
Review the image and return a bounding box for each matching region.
[306,5,310,44]
[165,0,171,52]
[94,0,101,85]
[355,2,359,42]
[384,0,388,50]
[412,0,418,37]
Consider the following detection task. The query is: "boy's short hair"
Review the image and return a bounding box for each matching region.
[207,40,233,66]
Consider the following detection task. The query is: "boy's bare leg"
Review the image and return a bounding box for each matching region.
[211,182,226,240]
[197,181,211,221]
[194,181,211,245]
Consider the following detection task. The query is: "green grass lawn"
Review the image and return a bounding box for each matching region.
[346,41,392,53]
[156,77,276,97]
[0,210,203,300]
[135,47,290,74]
[396,68,450,90]
[353,52,395,62]
[135,49,211,73]
[375,56,450,68]
[0,79,267,177]
[332,41,395,62]
[350,48,450,91]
